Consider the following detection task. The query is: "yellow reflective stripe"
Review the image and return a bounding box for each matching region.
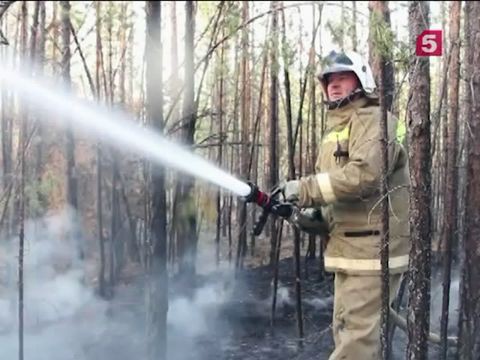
[324,255,409,271]
[324,126,350,143]
[396,119,406,144]
[315,173,336,204]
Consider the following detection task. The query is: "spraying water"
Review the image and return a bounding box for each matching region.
[0,58,251,198]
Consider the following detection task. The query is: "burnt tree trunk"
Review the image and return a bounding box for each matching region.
[176,0,197,282]
[281,5,304,345]
[236,1,250,270]
[373,16,392,360]
[368,1,395,113]
[145,2,168,360]
[61,0,82,259]
[95,1,106,298]
[406,2,432,359]
[268,1,279,267]
[458,2,480,359]
[439,2,460,359]
[17,3,27,359]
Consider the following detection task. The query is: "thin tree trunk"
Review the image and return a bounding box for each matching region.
[215,29,225,267]
[61,1,81,260]
[145,2,168,359]
[176,0,197,281]
[33,1,45,208]
[377,32,391,360]
[18,4,27,359]
[229,34,241,265]
[95,1,106,298]
[458,3,480,358]
[293,13,322,152]
[236,0,250,270]
[352,1,357,51]
[406,2,432,359]
[270,219,283,327]
[281,5,304,345]
[268,1,279,267]
[439,2,460,359]
[340,1,345,51]
[306,3,320,266]
[106,0,118,292]
[1,6,11,234]
[248,32,269,257]
[369,1,395,113]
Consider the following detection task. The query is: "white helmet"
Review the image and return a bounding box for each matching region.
[318,50,377,97]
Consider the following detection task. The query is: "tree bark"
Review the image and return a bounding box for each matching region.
[368,1,395,113]
[352,1,357,51]
[281,5,304,345]
[268,1,279,267]
[439,2,460,359]
[236,0,250,270]
[377,36,391,360]
[94,1,106,298]
[145,2,168,360]
[458,2,480,359]
[406,2,432,359]
[61,1,81,259]
[18,4,27,359]
[176,0,197,281]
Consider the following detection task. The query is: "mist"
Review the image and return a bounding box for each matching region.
[0,208,239,360]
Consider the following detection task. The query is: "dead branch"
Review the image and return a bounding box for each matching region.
[0,1,16,44]
[390,308,458,347]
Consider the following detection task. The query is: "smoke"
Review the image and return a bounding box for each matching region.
[0,208,239,360]
[430,272,461,336]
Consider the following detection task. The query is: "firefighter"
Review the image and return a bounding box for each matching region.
[281,50,410,360]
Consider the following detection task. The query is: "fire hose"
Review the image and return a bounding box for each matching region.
[241,182,296,236]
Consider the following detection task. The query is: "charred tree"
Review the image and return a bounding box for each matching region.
[60,1,82,259]
[280,5,304,344]
[106,0,119,293]
[439,2,460,359]
[368,1,395,113]
[236,1,250,270]
[406,2,432,359]
[458,2,480,359]
[215,27,225,268]
[17,3,27,359]
[176,0,197,282]
[167,1,179,267]
[268,1,279,267]
[33,1,45,208]
[95,1,106,298]
[145,2,168,360]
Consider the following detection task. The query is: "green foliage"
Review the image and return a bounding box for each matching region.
[369,11,409,74]
[25,171,60,216]
[369,11,395,60]
[325,20,345,50]
[224,2,242,34]
[281,31,296,69]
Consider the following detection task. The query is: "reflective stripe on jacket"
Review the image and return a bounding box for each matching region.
[298,96,410,275]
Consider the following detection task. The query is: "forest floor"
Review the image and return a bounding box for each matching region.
[100,255,424,360]
[0,224,458,360]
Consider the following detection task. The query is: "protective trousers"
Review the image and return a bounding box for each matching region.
[328,272,402,360]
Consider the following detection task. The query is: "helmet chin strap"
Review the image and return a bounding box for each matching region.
[324,88,365,110]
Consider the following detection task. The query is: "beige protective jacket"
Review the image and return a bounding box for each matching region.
[297,96,410,275]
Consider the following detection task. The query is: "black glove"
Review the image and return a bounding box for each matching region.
[270,202,295,218]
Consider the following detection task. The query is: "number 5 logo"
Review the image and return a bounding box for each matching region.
[416,30,443,56]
